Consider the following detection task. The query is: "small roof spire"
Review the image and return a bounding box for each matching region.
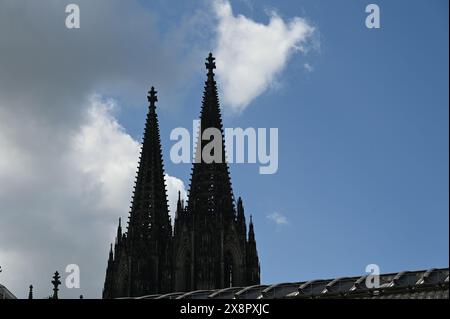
[51,271,61,300]
[237,197,245,219]
[116,218,122,246]
[177,190,183,213]
[28,284,33,300]
[147,86,158,107]
[248,214,256,242]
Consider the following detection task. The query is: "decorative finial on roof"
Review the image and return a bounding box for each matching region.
[206,52,216,74]
[51,271,61,300]
[28,285,33,300]
[147,86,158,107]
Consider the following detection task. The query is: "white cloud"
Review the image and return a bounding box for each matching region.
[0,96,186,299]
[0,0,312,299]
[71,97,141,213]
[0,0,198,299]
[72,96,187,221]
[267,212,289,226]
[303,63,314,72]
[213,0,316,113]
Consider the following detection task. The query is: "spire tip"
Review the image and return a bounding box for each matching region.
[206,53,216,73]
[147,86,158,106]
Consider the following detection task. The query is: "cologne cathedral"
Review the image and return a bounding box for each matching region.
[102,53,260,298]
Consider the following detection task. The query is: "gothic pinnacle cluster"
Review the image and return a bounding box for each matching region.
[103,53,260,298]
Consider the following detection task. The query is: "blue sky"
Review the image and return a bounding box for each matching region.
[0,0,447,298]
[118,0,449,283]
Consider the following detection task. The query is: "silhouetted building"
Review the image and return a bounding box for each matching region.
[103,53,260,298]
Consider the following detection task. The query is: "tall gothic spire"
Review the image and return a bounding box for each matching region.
[187,53,235,218]
[127,87,171,242]
[125,86,173,295]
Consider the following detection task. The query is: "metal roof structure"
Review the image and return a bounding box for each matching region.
[0,284,17,299]
[127,267,448,299]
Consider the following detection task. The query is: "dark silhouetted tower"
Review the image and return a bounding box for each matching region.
[103,54,260,298]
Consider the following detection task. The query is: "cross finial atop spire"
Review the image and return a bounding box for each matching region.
[147,86,158,106]
[206,52,216,74]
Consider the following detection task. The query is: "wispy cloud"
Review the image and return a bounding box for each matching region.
[303,62,314,72]
[213,0,316,113]
[267,212,289,226]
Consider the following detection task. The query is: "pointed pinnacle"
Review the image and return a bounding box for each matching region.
[147,86,158,106]
[205,53,216,73]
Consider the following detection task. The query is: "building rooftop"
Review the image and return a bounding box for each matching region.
[0,284,17,299]
[128,267,448,299]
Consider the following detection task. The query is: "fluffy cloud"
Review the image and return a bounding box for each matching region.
[267,212,289,226]
[72,96,187,218]
[71,97,141,213]
[0,0,313,299]
[0,96,186,299]
[213,0,316,113]
[0,0,193,299]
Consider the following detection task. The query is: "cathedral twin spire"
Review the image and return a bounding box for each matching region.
[128,86,171,241]
[103,53,260,298]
